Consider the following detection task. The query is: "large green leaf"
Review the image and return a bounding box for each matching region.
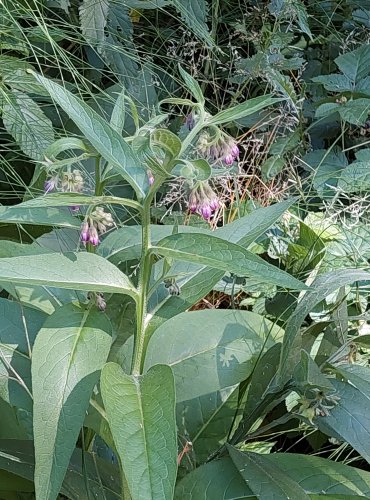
[0,205,81,228]
[0,299,46,411]
[177,385,239,465]
[335,44,370,83]
[174,457,253,499]
[228,446,310,499]
[145,309,282,401]
[32,304,112,500]
[153,233,305,290]
[0,440,121,499]
[175,453,370,499]
[316,375,370,464]
[2,89,54,160]
[0,252,137,298]
[146,199,297,336]
[101,363,177,500]
[98,224,208,264]
[30,72,148,199]
[278,269,370,386]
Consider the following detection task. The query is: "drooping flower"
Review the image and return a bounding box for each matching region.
[187,182,220,221]
[80,207,114,247]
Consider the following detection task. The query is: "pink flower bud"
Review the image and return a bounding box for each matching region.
[80,221,89,242]
[224,154,234,165]
[209,197,219,211]
[88,225,100,246]
[200,203,212,220]
[231,144,240,158]
[147,170,155,185]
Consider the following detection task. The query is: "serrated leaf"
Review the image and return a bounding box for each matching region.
[335,45,370,83]
[79,0,109,44]
[228,445,310,499]
[30,72,148,199]
[101,363,177,500]
[32,304,112,500]
[2,90,54,160]
[312,74,353,92]
[208,95,282,125]
[171,0,212,46]
[145,309,283,401]
[153,232,306,290]
[338,161,370,192]
[0,252,137,298]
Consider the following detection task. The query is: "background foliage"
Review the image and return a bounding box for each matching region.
[2,0,370,498]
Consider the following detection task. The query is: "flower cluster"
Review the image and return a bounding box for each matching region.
[80,207,114,246]
[44,169,84,194]
[188,182,220,220]
[196,132,239,166]
[88,291,107,312]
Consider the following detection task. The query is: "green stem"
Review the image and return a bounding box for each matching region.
[95,156,103,196]
[131,179,161,375]
[180,108,206,156]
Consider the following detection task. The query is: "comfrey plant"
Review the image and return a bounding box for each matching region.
[1,67,370,500]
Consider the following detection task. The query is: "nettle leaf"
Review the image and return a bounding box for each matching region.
[0,252,137,298]
[0,299,46,412]
[30,72,148,199]
[261,155,285,181]
[208,95,282,126]
[301,149,347,197]
[145,309,283,402]
[315,99,370,126]
[100,2,139,87]
[153,232,306,290]
[228,446,310,499]
[32,304,112,500]
[337,160,370,193]
[353,8,370,28]
[79,0,109,44]
[336,45,370,83]
[171,0,212,46]
[2,90,54,160]
[101,363,177,500]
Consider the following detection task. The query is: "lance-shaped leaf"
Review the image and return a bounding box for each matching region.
[228,445,310,499]
[0,252,137,298]
[29,72,148,199]
[146,198,298,336]
[101,363,177,500]
[0,299,46,412]
[207,95,283,126]
[277,269,370,386]
[152,232,306,290]
[0,205,80,228]
[32,304,112,500]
